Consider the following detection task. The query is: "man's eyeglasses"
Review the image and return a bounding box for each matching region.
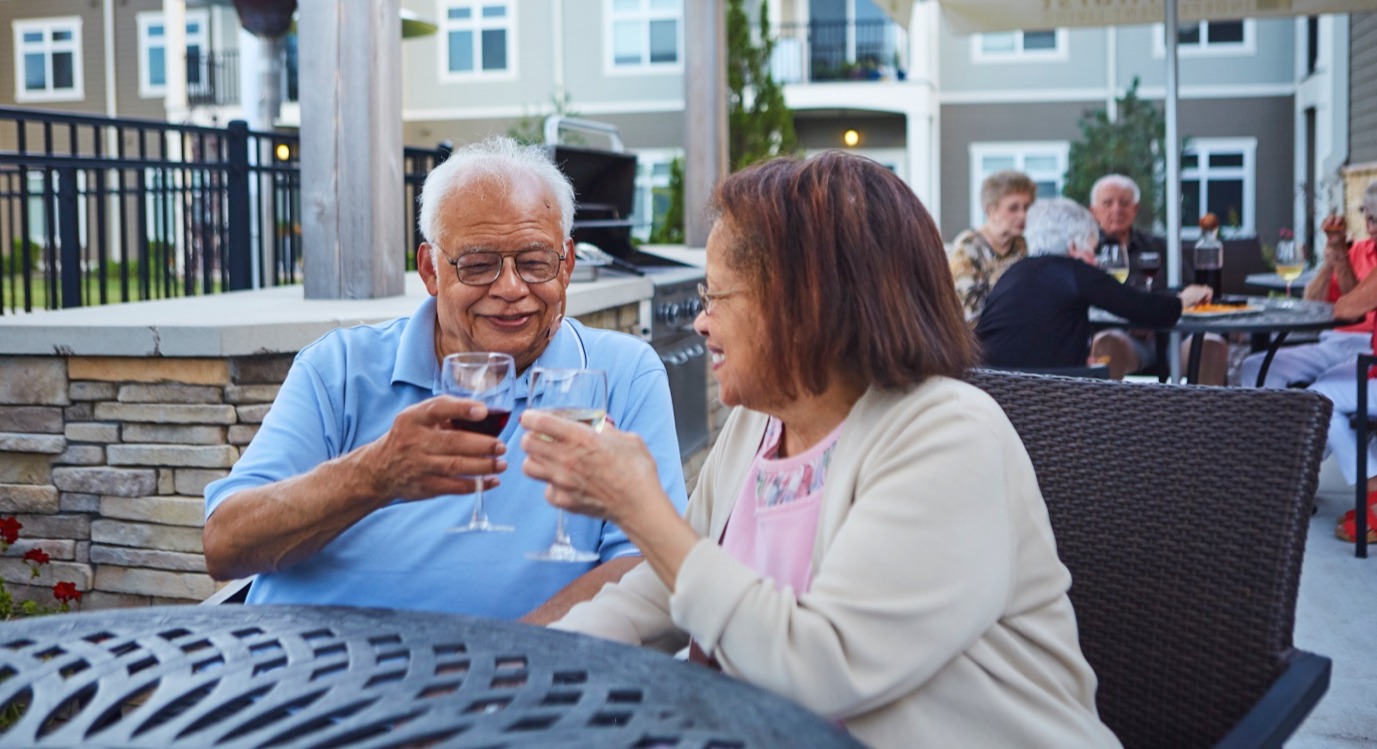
[697,282,741,315]
[443,249,565,286]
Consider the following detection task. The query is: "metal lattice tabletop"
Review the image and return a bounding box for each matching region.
[0,605,861,748]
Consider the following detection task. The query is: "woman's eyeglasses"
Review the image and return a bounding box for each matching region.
[697,282,741,315]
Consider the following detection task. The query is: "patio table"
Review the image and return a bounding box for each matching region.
[0,604,861,748]
[1092,297,1347,385]
[1245,270,1319,297]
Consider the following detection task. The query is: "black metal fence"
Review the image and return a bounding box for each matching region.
[771,19,908,84]
[0,107,447,314]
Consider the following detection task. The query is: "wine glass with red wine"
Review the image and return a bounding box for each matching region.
[1138,251,1161,291]
[441,352,516,533]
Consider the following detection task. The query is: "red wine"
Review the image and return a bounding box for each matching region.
[1194,268,1223,298]
[451,409,511,437]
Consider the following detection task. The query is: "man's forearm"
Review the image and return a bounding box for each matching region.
[202,450,388,581]
[521,555,642,626]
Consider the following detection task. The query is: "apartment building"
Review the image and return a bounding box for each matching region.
[936,15,1303,244]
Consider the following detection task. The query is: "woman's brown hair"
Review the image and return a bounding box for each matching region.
[712,151,977,398]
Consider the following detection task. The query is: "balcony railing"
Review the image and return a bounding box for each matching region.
[770,19,909,84]
[186,44,299,110]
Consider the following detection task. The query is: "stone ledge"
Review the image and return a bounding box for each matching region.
[122,424,225,445]
[53,467,156,497]
[0,433,66,454]
[99,495,206,527]
[118,384,223,404]
[90,545,207,572]
[90,519,203,553]
[69,358,230,385]
[108,444,239,468]
[93,566,215,600]
[94,403,237,425]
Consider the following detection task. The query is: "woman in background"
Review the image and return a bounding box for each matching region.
[950,169,1037,325]
[520,153,1119,748]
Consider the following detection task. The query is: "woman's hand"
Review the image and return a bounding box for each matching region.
[519,410,666,526]
[1177,284,1213,308]
[1322,213,1350,262]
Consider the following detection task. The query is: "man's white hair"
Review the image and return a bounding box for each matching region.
[1025,197,1101,258]
[417,136,575,271]
[1090,174,1141,205]
[1364,180,1377,216]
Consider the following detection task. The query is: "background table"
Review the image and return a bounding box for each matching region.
[1092,297,1344,385]
[0,605,862,748]
[1245,270,1318,297]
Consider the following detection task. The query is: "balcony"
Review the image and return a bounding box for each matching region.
[770,19,909,85]
[186,41,299,109]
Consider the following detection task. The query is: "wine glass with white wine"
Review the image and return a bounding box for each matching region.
[1098,243,1129,284]
[526,367,607,563]
[1274,237,1305,307]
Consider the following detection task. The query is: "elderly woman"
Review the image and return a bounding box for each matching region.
[519,154,1120,747]
[977,197,1211,371]
[950,169,1037,325]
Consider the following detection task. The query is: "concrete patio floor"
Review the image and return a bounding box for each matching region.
[1289,456,1377,748]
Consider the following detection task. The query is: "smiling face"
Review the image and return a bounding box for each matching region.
[1091,182,1139,243]
[418,172,574,372]
[693,220,769,410]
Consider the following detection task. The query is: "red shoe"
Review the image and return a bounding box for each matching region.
[1336,505,1377,543]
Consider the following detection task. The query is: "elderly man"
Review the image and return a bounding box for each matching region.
[976,197,1210,370]
[203,137,687,622]
[1087,174,1226,382]
[1239,181,1377,388]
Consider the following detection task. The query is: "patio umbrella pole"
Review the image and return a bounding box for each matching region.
[1165,0,1183,382]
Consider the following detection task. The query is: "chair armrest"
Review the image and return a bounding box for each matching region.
[1213,650,1331,749]
[199,576,254,606]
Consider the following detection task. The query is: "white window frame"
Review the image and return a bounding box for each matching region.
[13,17,84,103]
[967,141,1069,228]
[605,0,684,76]
[1179,137,1257,239]
[438,1,518,82]
[630,148,681,242]
[972,29,1068,63]
[136,10,211,99]
[1152,19,1255,58]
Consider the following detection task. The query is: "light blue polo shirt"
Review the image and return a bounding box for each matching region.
[205,297,688,619]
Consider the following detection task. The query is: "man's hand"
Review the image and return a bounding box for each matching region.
[355,396,507,501]
[1322,213,1350,263]
[1178,284,1213,309]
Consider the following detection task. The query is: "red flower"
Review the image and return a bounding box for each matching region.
[23,548,50,565]
[52,582,82,604]
[1279,227,1294,240]
[0,516,20,545]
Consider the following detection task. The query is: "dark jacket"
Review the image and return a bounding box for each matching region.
[976,255,1182,369]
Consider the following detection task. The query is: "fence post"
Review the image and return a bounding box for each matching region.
[226,120,252,290]
[57,167,81,308]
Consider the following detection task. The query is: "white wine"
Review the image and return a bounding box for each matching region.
[1276,263,1304,283]
[544,407,607,432]
[1110,268,1129,284]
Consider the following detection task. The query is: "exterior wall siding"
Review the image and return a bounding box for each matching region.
[1351,13,1377,165]
[0,0,104,112]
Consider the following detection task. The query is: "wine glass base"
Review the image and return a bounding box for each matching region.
[447,520,515,534]
[1271,297,1298,309]
[526,545,599,563]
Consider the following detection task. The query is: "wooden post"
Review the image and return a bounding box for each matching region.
[684,0,727,248]
[299,0,404,299]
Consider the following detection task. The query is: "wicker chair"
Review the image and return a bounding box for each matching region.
[966,369,1332,749]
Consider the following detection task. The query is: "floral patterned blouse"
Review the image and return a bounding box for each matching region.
[949,229,1027,326]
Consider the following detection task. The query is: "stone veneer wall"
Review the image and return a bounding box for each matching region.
[0,301,719,610]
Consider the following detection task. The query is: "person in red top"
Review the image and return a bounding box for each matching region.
[1239,186,1377,387]
[1303,180,1377,543]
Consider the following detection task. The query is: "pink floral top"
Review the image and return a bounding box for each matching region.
[719,416,844,596]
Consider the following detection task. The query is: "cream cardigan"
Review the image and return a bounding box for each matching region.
[555,376,1121,748]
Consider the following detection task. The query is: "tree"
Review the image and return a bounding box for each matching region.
[727,0,797,170]
[506,92,585,146]
[1064,78,1165,232]
[650,158,685,244]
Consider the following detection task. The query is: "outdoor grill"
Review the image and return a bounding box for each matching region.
[546,118,708,460]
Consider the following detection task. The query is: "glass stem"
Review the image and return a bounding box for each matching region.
[554,510,571,546]
[470,482,485,525]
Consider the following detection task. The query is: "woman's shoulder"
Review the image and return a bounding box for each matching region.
[855,377,1008,431]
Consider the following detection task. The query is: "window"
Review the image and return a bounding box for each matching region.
[441,1,514,78]
[973,29,1067,62]
[137,10,210,98]
[608,0,682,72]
[13,18,83,102]
[967,142,1068,228]
[630,150,680,242]
[1180,138,1256,238]
[1153,20,1254,57]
